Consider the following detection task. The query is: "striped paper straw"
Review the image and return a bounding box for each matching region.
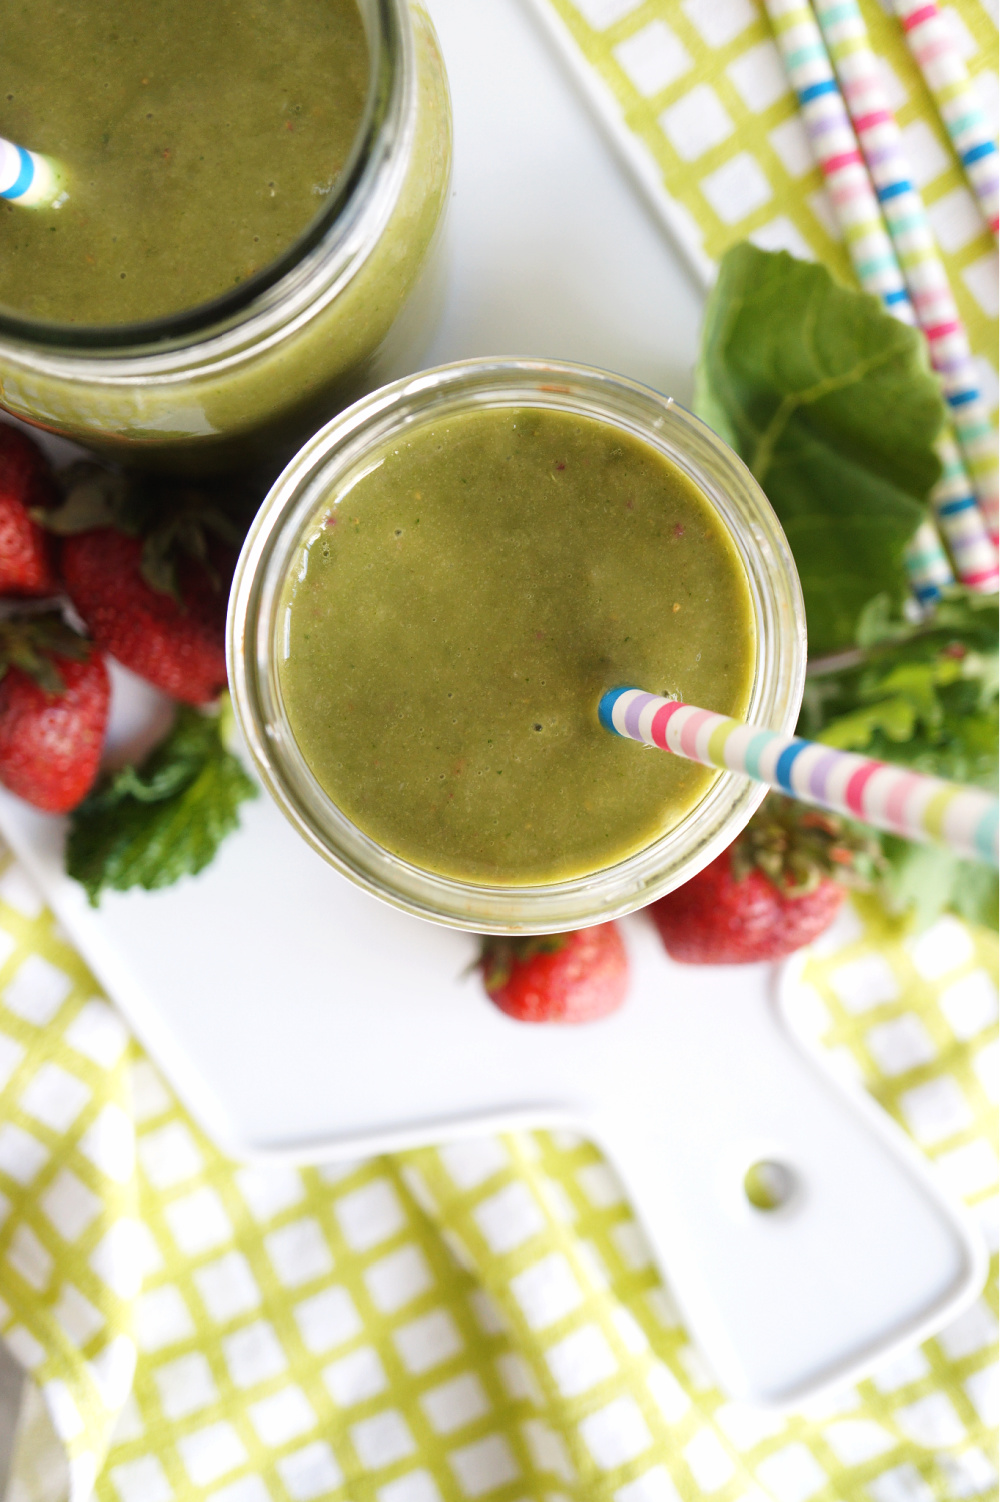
[904,517,956,602]
[932,433,998,588]
[893,0,999,242]
[0,137,61,207]
[813,0,999,540]
[599,688,998,866]
[764,0,997,589]
[766,0,917,319]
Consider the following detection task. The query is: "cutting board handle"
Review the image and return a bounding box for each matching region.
[594,971,986,1407]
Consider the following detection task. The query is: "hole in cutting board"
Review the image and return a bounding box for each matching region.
[744,1160,797,1212]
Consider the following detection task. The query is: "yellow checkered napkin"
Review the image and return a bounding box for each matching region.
[0,846,994,1502]
[529,0,998,388]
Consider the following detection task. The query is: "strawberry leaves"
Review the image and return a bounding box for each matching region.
[478,934,569,993]
[42,463,247,604]
[731,795,882,896]
[0,611,92,694]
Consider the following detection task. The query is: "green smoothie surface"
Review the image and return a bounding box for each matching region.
[0,0,368,324]
[278,407,757,885]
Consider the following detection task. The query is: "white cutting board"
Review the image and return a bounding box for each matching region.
[0,773,985,1407]
[0,0,984,1408]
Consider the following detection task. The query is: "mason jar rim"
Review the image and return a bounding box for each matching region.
[228,358,808,933]
[0,0,406,356]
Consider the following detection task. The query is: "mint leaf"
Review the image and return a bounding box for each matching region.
[67,701,257,904]
[799,588,998,930]
[695,245,946,655]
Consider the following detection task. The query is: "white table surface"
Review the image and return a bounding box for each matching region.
[419,0,704,399]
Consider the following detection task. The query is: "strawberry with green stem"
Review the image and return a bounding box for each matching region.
[648,795,881,964]
[45,463,248,705]
[478,923,629,1023]
[0,613,110,813]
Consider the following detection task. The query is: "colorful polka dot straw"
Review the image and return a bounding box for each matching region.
[598,688,999,865]
[893,0,999,242]
[0,137,61,207]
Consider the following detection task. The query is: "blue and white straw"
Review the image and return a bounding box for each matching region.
[0,137,62,207]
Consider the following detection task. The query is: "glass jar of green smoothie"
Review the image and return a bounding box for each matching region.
[229,359,807,932]
[0,0,450,473]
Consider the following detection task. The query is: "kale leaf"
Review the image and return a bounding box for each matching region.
[695,245,946,655]
[799,589,998,930]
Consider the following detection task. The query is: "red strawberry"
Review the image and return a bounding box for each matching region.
[648,796,879,964]
[478,924,628,1023]
[650,861,845,964]
[59,529,229,705]
[0,616,110,813]
[0,424,58,596]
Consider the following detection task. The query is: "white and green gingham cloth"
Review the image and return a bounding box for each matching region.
[0,863,995,1502]
[526,0,998,375]
[0,0,996,1496]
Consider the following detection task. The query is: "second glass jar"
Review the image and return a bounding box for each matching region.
[0,0,451,473]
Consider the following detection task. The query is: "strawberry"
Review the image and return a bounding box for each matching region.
[0,424,58,597]
[478,924,628,1023]
[59,529,229,705]
[47,464,243,706]
[0,614,110,813]
[648,795,880,964]
[650,860,844,964]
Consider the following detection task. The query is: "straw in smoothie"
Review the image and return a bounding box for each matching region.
[277,406,757,884]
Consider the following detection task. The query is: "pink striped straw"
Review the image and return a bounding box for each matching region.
[764,0,997,591]
[599,689,998,866]
[765,0,918,319]
[893,0,999,243]
[813,0,999,543]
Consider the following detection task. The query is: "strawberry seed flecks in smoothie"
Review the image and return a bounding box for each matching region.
[277,406,757,885]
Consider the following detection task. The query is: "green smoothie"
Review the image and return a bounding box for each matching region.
[1,0,368,324]
[0,2,451,469]
[277,407,757,884]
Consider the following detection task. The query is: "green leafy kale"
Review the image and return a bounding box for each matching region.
[799,589,998,930]
[694,244,946,656]
[67,699,257,905]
